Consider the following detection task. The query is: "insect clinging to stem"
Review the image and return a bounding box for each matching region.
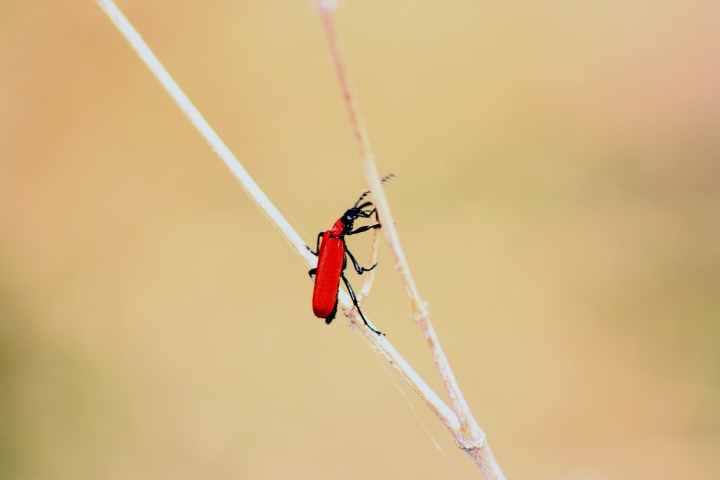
[307,174,395,336]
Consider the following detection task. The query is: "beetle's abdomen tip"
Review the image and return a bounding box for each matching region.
[313,304,334,319]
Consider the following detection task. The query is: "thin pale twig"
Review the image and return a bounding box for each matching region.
[358,174,393,302]
[357,224,381,303]
[317,3,505,477]
[94,0,313,265]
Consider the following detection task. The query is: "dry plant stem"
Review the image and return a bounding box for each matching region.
[96,0,474,472]
[319,4,505,477]
[94,0,315,268]
[348,303,459,432]
[357,217,381,302]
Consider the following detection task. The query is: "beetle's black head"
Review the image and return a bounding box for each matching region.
[340,207,362,230]
[341,174,394,235]
[340,203,375,235]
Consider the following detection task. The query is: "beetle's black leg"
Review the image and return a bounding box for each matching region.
[345,245,377,275]
[341,273,383,336]
[356,201,373,211]
[325,297,338,325]
[306,232,325,256]
[348,224,381,236]
[308,268,317,281]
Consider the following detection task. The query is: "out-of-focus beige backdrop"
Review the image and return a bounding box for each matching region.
[1,1,718,478]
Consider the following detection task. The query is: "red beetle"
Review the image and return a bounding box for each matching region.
[308,175,393,335]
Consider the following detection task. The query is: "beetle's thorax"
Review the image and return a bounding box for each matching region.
[330,218,345,237]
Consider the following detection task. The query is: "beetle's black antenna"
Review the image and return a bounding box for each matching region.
[352,173,396,208]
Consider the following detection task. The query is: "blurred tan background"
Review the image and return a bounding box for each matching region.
[1,1,719,478]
